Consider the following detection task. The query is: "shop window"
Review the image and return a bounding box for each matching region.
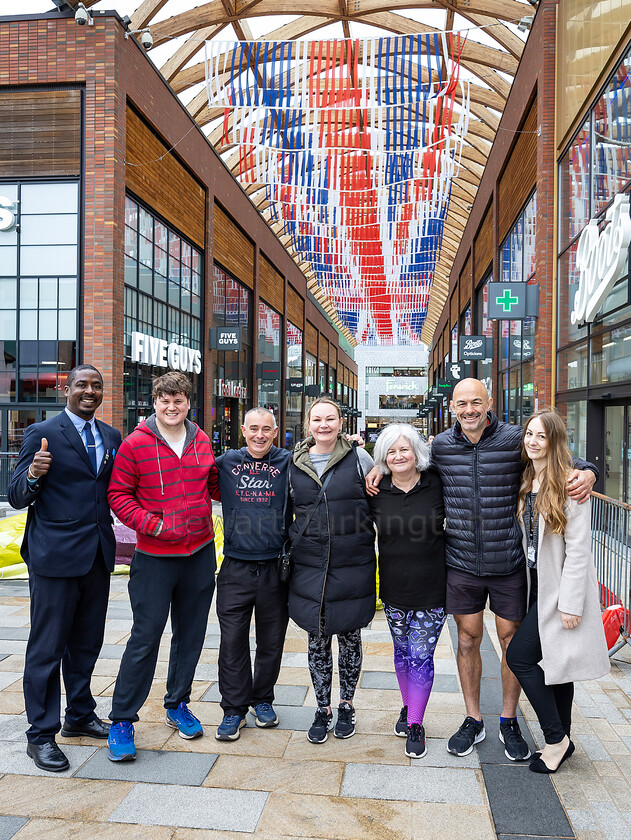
[257,300,281,426]
[319,360,327,392]
[590,323,631,385]
[286,322,303,449]
[451,324,458,363]
[593,47,631,218]
[558,120,590,252]
[378,394,423,410]
[557,401,587,461]
[305,353,317,386]
[556,342,588,391]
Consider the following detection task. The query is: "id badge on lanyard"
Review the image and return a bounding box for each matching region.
[527,544,536,565]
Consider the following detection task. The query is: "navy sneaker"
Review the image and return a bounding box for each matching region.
[107,721,136,762]
[447,716,485,756]
[251,703,279,728]
[215,714,246,741]
[166,702,203,740]
[334,702,356,739]
[405,723,427,758]
[394,706,408,737]
[499,718,531,761]
[307,708,334,744]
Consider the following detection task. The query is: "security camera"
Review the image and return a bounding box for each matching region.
[74,2,92,25]
[140,29,153,50]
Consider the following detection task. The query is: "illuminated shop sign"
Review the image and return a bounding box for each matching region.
[216,379,248,399]
[571,193,631,326]
[0,196,17,232]
[131,331,202,374]
[383,378,418,393]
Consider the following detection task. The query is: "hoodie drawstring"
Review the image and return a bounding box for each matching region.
[156,438,164,496]
[194,438,199,465]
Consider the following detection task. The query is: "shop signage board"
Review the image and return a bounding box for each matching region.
[510,336,534,361]
[305,384,321,397]
[216,379,248,399]
[459,335,492,360]
[571,193,631,326]
[209,327,242,351]
[447,361,465,382]
[257,362,281,380]
[131,331,202,374]
[285,377,304,393]
[0,196,16,232]
[486,283,539,321]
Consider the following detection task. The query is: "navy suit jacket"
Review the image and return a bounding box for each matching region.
[7,412,122,577]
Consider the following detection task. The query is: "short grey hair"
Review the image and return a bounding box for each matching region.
[373,423,431,475]
[243,407,277,429]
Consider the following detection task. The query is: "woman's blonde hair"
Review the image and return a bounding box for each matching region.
[304,397,342,436]
[518,409,574,534]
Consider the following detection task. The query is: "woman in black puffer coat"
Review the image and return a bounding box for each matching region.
[289,397,375,746]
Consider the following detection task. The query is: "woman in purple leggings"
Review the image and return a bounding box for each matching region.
[370,424,446,758]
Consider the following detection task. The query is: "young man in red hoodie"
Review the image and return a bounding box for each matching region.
[106,371,219,761]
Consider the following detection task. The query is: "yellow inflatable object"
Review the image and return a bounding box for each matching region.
[0,512,226,579]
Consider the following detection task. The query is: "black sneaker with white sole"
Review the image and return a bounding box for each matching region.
[334,702,356,739]
[394,705,408,737]
[405,723,427,758]
[447,716,485,756]
[307,708,334,744]
[499,718,531,761]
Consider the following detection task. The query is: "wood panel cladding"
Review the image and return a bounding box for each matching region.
[498,102,537,243]
[337,362,344,383]
[213,204,253,289]
[319,335,329,364]
[459,255,471,315]
[259,253,284,312]
[287,285,304,329]
[450,290,458,331]
[126,107,205,248]
[330,344,338,369]
[305,321,318,356]
[0,89,81,178]
[474,203,494,284]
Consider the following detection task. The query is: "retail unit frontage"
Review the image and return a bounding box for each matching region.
[0,10,357,465]
[425,0,630,498]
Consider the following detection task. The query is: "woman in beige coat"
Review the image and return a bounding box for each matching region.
[506,410,609,774]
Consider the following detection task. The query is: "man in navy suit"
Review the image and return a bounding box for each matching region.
[8,364,122,772]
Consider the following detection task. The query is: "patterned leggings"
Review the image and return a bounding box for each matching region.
[307,629,363,709]
[384,605,446,725]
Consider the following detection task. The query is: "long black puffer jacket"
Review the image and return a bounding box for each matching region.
[432,413,596,577]
[288,439,376,636]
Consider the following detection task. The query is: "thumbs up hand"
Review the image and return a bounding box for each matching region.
[29,437,53,479]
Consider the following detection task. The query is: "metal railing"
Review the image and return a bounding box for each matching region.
[0,453,18,503]
[591,491,631,651]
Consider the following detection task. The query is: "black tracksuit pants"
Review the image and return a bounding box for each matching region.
[217,556,289,716]
[110,543,216,723]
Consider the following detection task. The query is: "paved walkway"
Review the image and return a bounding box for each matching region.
[0,575,630,839]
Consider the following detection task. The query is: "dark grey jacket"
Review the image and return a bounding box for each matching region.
[432,413,597,577]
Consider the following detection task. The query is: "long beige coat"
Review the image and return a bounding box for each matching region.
[520,497,610,685]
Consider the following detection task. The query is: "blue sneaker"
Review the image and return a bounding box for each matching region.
[165,703,203,740]
[107,721,136,762]
[251,702,279,728]
[215,714,246,741]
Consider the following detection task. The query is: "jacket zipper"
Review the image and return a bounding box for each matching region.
[473,443,481,576]
[319,491,331,630]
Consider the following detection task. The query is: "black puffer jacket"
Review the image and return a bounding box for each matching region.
[432,413,597,577]
[288,437,376,635]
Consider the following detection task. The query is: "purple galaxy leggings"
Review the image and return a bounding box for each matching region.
[384,605,446,725]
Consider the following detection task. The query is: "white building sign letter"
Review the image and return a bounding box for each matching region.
[131,331,202,374]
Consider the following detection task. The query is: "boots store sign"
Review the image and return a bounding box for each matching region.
[571,193,631,326]
[131,331,202,374]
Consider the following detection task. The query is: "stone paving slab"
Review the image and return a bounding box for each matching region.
[0,655,8,662]
[0,606,22,616]
[0,713,27,741]
[200,682,308,707]
[0,673,21,692]
[97,644,127,660]
[0,816,28,840]
[75,746,218,785]
[109,782,269,831]
[0,628,29,641]
[202,634,256,650]
[0,740,98,777]
[341,761,484,804]
[482,763,573,837]
[0,642,27,656]
[280,652,309,668]
[360,670,458,692]
[194,663,219,681]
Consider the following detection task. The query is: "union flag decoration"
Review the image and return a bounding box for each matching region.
[206,34,469,344]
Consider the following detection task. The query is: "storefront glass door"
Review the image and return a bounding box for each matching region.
[604,404,631,504]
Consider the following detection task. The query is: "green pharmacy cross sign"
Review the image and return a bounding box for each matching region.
[486,283,539,321]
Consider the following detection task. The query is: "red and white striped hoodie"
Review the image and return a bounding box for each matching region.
[108,415,220,557]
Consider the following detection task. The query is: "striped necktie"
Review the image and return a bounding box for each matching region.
[83,422,98,474]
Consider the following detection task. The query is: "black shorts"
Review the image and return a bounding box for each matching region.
[445,566,527,622]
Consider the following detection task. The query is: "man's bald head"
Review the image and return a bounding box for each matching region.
[450,378,492,443]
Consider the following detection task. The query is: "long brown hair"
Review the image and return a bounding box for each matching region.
[518,409,574,534]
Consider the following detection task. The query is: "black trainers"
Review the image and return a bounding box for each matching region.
[447,716,485,756]
[394,705,408,737]
[405,723,427,758]
[307,708,334,744]
[499,718,531,761]
[334,702,356,739]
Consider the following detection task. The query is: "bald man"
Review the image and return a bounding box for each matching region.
[367,379,597,761]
